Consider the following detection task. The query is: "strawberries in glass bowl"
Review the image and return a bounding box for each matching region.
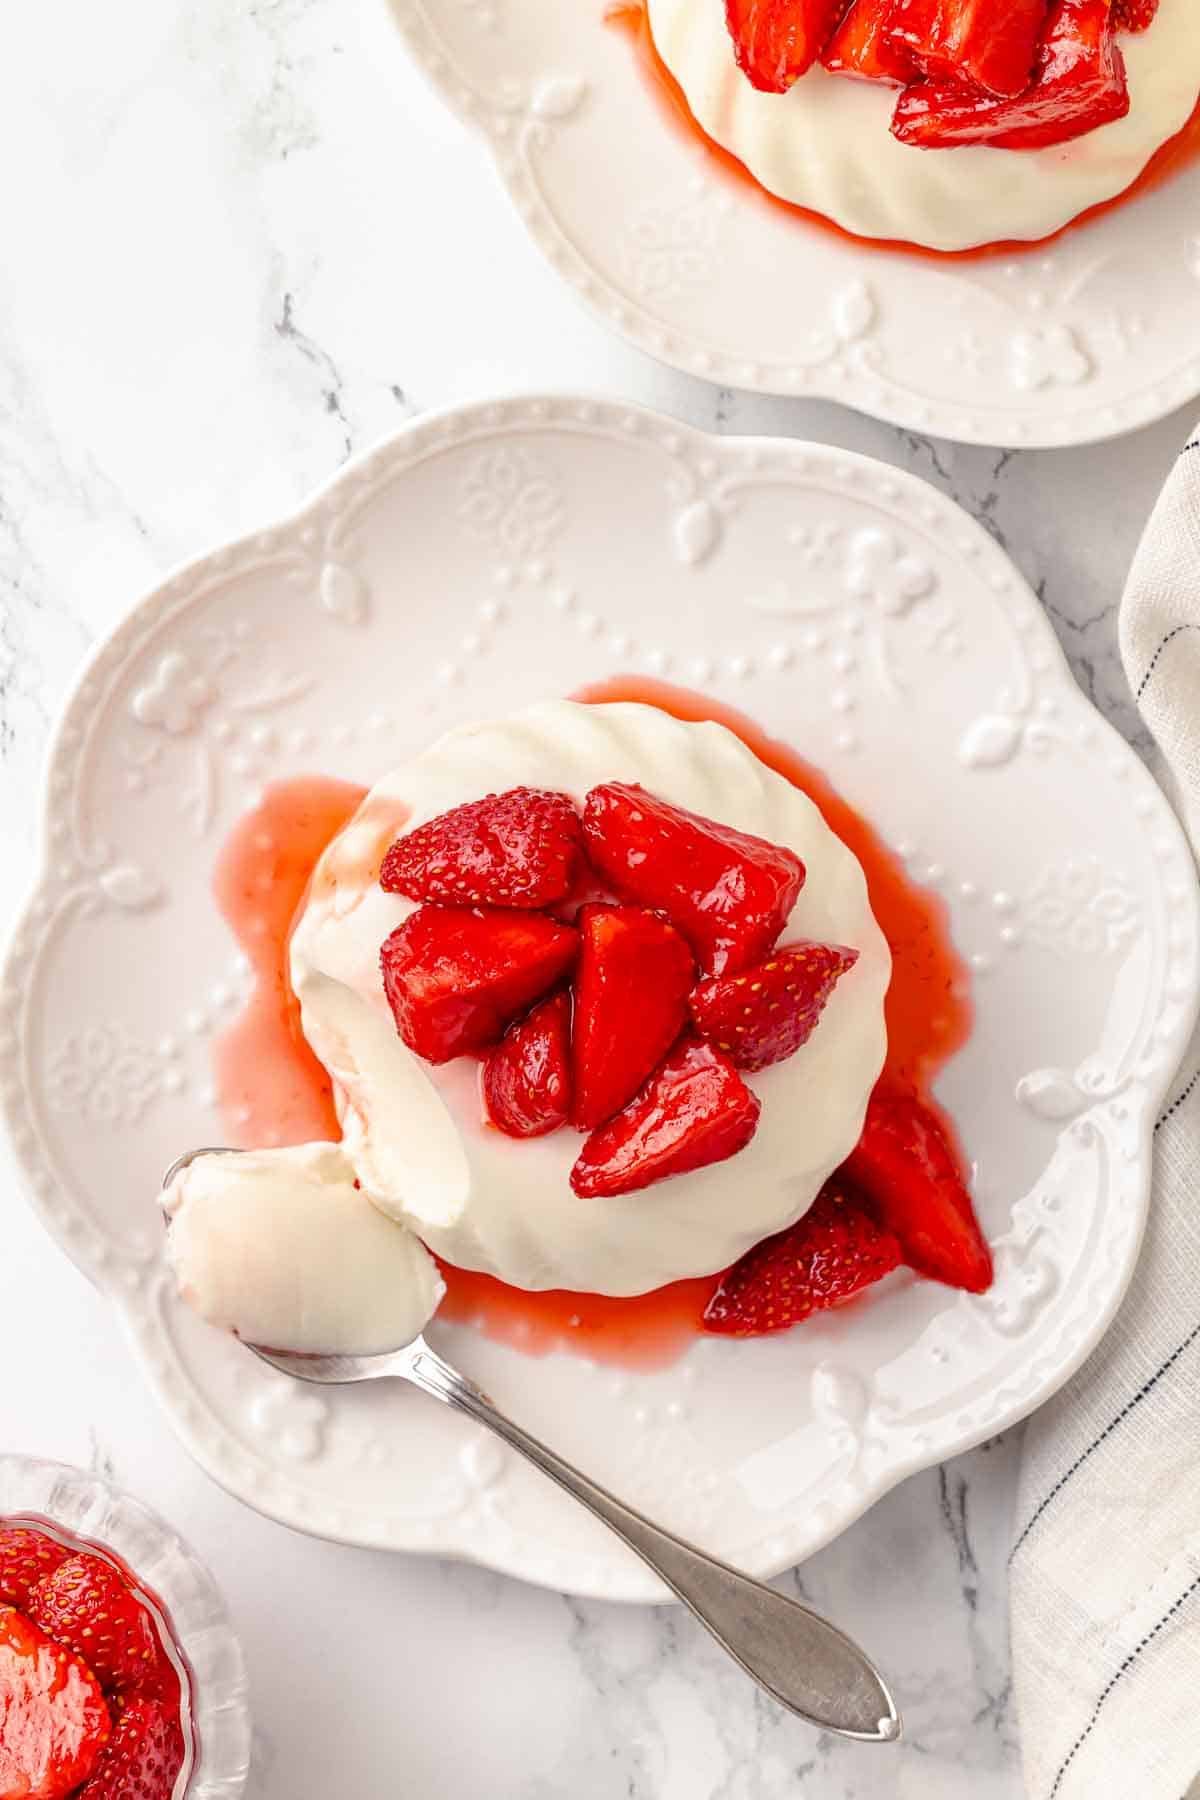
[727,0,1152,153]
[0,1459,250,1800]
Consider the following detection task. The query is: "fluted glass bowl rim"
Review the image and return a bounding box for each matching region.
[0,1454,251,1799]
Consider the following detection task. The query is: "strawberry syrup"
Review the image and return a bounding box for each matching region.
[212,776,368,1148]
[210,686,970,1370]
[608,1,1200,263]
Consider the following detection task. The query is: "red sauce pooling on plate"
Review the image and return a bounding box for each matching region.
[212,776,368,1147]
[211,689,970,1370]
[608,1,1200,263]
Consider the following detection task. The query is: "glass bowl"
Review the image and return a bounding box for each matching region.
[0,1454,251,1799]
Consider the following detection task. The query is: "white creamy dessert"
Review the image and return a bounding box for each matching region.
[647,0,1200,250]
[289,701,891,1296]
[164,1143,445,1355]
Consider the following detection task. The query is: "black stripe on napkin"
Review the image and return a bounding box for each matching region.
[1135,624,1200,699]
[1047,1571,1200,1797]
[1010,1321,1200,1561]
[1157,1065,1200,1131]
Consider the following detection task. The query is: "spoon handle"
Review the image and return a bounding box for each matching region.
[404,1341,899,1742]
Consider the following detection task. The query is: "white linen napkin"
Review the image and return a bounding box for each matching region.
[1012,422,1200,1800]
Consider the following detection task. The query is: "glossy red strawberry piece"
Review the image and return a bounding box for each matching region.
[483,990,573,1139]
[571,1037,761,1198]
[725,0,847,91]
[381,906,578,1064]
[77,1697,184,1800]
[1112,0,1156,25]
[0,1528,70,1612]
[822,0,916,83]
[892,0,1128,149]
[886,0,1049,97]
[582,784,804,979]
[380,787,583,910]
[689,940,859,1072]
[842,1087,993,1291]
[570,904,695,1131]
[28,1556,158,1703]
[703,1181,901,1334]
[0,1604,111,1800]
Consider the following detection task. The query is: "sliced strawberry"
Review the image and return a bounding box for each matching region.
[886,0,1049,98]
[381,906,578,1064]
[703,1180,902,1335]
[77,1697,184,1800]
[582,783,804,979]
[570,904,695,1131]
[483,990,573,1139]
[0,1604,111,1800]
[1112,0,1156,26]
[689,940,859,1072]
[822,0,916,83]
[892,0,1128,150]
[128,1646,181,1716]
[842,1086,993,1291]
[725,0,847,91]
[380,787,583,910]
[0,1528,70,1612]
[571,1037,761,1198]
[27,1556,158,1703]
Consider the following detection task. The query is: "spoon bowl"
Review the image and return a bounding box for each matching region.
[165,1146,901,1743]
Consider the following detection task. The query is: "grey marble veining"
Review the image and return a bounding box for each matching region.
[0,2,1194,1795]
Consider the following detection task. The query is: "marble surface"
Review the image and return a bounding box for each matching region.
[0,2,1193,1795]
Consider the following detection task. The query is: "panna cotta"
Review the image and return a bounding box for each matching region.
[289,701,891,1295]
[164,1142,445,1355]
[648,0,1200,249]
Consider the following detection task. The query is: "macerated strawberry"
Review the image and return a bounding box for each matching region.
[822,0,916,83]
[0,1604,111,1800]
[582,783,804,978]
[842,1086,993,1291]
[28,1556,158,1703]
[571,1037,761,1198]
[1112,0,1157,27]
[689,940,858,1072]
[570,904,695,1131]
[77,1697,185,1800]
[381,907,578,1064]
[892,0,1128,150]
[886,0,1049,98]
[483,990,573,1139]
[725,0,847,91]
[0,1527,70,1612]
[703,1181,902,1334]
[380,787,583,910]
[128,1646,181,1717]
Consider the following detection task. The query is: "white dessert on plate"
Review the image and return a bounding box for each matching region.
[288,701,890,1296]
[164,1143,445,1355]
[647,0,1200,250]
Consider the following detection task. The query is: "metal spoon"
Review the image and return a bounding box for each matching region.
[164,1149,901,1743]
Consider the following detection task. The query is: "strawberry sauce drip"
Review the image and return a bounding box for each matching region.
[210,690,970,1370]
[607,1,1200,261]
[432,1264,717,1369]
[212,776,368,1148]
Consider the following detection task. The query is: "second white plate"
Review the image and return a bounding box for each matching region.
[386,0,1200,446]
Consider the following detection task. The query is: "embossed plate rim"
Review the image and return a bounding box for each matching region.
[3,393,1198,1601]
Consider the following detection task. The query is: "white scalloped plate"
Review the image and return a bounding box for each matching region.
[383,0,1200,446]
[4,396,1198,1601]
